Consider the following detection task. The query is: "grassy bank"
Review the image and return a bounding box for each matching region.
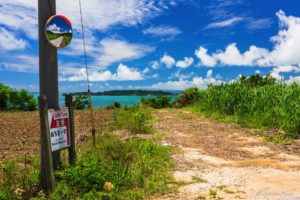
[177,75,300,138]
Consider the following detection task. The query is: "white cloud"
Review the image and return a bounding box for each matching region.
[268,10,300,66]
[60,63,144,82]
[195,47,217,67]
[206,69,213,78]
[0,0,177,38]
[143,25,181,40]
[176,57,194,68]
[169,71,195,80]
[143,67,150,73]
[0,27,26,50]
[150,61,160,69]
[214,43,270,66]
[270,65,300,80]
[286,76,300,84]
[204,17,243,29]
[47,24,61,33]
[149,70,222,90]
[247,18,273,30]
[115,63,143,80]
[160,53,176,68]
[0,0,37,39]
[96,38,155,68]
[195,11,300,70]
[0,55,37,72]
[57,0,177,31]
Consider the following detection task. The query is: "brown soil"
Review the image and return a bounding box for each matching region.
[0,109,113,162]
[153,109,300,200]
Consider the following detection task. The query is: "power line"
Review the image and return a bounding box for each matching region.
[78,0,96,147]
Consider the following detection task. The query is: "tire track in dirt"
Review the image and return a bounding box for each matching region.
[153,109,300,200]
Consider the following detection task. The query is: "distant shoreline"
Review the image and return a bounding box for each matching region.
[62,90,180,96]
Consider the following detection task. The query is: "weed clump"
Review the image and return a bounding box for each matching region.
[114,106,153,134]
[0,135,173,200]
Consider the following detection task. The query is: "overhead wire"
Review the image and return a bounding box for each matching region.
[78,0,96,147]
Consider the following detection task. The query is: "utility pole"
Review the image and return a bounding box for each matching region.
[38,0,61,168]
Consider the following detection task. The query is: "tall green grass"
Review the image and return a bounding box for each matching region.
[188,76,300,137]
[0,135,173,200]
[114,106,154,134]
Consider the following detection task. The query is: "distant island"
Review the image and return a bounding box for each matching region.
[64,90,177,96]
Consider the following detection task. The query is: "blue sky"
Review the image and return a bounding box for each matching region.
[47,16,72,34]
[0,0,300,92]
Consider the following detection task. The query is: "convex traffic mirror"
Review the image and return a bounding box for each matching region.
[45,15,73,48]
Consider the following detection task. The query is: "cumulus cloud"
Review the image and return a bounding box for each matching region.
[214,43,270,66]
[149,70,222,90]
[195,47,217,67]
[60,63,144,82]
[268,10,300,66]
[160,53,176,68]
[153,53,193,69]
[286,76,300,84]
[195,10,300,71]
[270,65,300,80]
[176,57,194,68]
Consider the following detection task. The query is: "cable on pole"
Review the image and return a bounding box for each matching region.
[78,0,96,147]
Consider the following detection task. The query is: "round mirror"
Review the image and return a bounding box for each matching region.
[45,15,73,48]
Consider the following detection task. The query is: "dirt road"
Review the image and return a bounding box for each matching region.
[153,109,300,200]
[50,36,65,47]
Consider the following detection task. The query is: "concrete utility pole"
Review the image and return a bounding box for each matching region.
[38,0,61,168]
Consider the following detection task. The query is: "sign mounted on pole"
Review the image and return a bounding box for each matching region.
[45,15,73,48]
[47,108,71,152]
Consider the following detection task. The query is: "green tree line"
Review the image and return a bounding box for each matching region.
[0,83,37,111]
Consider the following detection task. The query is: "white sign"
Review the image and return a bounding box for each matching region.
[47,108,70,152]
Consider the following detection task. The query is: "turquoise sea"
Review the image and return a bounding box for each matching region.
[32,93,177,107]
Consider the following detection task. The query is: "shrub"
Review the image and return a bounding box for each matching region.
[114,102,121,108]
[141,96,172,109]
[174,87,202,108]
[73,95,89,110]
[0,83,37,111]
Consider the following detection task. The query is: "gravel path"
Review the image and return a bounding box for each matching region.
[153,109,300,200]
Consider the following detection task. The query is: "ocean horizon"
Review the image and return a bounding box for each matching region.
[31,93,177,107]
